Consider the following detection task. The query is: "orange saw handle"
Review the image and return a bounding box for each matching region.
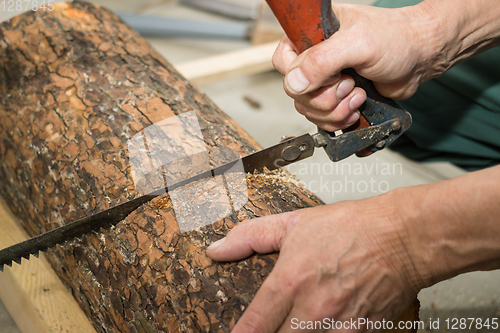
[266,0,409,157]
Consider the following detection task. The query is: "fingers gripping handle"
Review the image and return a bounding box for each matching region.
[266,0,411,157]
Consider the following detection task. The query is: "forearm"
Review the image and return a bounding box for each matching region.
[396,165,500,289]
[417,0,500,71]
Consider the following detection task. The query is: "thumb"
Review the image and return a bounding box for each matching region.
[206,211,297,261]
[284,5,363,95]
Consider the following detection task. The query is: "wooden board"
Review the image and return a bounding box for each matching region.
[175,41,278,86]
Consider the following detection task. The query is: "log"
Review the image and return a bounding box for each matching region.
[0,2,419,332]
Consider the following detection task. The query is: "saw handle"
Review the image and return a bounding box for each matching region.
[266,0,391,156]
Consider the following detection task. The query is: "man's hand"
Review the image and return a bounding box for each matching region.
[207,192,421,332]
[207,165,500,332]
[272,2,445,132]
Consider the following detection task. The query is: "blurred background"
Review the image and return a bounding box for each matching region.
[0,0,498,332]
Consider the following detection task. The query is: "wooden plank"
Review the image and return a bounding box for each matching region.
[175,40,279,86]
[0,197,96,333]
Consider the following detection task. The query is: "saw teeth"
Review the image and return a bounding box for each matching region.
[13,257,22,265]
[1,258,15,271]
[33,252,39,258]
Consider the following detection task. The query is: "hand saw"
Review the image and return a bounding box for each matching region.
[0,0,411,272]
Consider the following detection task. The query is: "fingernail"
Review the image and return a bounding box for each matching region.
[336,79,355,101]
[349,93,365,111]
[344,111,360,125]
[208,237,226,250]
[286,68,310,93]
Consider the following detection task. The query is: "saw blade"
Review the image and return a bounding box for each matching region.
[0,134,315,271]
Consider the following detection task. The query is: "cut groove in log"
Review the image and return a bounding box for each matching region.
[0,1,419,332]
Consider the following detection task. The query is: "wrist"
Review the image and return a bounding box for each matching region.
[392,167,500,290]
[403,1,453,82]
[390,185,442,290]
[389,181,475,290]
[363,185,456,292]
[359,188,428,295]
[414,0,500,73]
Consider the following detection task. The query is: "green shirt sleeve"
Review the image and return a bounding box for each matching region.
[371,0,500,171]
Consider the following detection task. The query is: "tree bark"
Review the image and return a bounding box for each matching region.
[0,1,419,332]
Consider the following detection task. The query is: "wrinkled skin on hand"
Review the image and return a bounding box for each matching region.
[207,192,421,333]
[208,163,500,332]
[272,2,443,132]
